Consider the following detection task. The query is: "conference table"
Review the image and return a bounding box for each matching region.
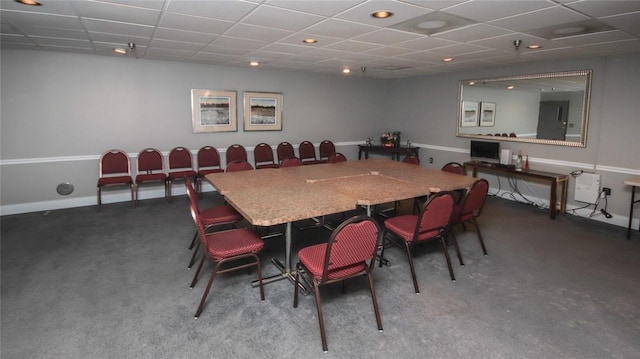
[205,159,477,290]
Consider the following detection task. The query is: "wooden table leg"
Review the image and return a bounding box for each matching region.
[628,186,636,239]
[549,179,557,219]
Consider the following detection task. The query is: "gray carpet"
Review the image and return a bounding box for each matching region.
[2,194,639,359]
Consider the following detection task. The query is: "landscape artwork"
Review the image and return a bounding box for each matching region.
[243,92,283,131]
[191,89,237,133]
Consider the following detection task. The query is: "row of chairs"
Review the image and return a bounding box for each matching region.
[184,160,489,351]
[97,141,341,207]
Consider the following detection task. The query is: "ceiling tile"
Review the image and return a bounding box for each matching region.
[304,18,379,38]
[351,28,422,45]
[81,18,155,37]
[224,23,294,42]
[335,0,435,26]
[564,0,640,18]
[159,12,234,34]
[242,5,325,31]
[489,6,589,32]
[165,0,259,21]
[74,1,161,26]
[265,0,366,17]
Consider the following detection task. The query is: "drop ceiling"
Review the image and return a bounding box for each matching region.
[2,0,640,78]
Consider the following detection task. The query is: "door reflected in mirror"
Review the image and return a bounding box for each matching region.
[457,70,592,147]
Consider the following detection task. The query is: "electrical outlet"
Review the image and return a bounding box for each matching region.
[429,157,433,164]
[603,187,611,196]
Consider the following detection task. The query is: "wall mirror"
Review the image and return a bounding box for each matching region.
[457,69,592,147]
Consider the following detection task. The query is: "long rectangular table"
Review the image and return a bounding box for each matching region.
[624,176,640,239]
[464,160,568,219]
[206,159,477,289]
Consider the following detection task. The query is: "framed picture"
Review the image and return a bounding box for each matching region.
[191,89,237,133]
[243,92,283,131]
[480,102,496,127]
[461,100,479,127]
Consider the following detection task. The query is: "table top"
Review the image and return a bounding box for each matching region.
[465,160,569,181]
[206,159,476,227]
[624,176,640,187]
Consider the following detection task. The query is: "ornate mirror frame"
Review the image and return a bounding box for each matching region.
[456,69,592,147]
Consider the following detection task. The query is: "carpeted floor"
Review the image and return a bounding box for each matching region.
[2,194,639,358]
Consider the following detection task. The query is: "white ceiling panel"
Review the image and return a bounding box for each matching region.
[1,0,639,78]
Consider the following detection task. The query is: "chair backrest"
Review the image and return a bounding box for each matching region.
[254,143,275,166]
[277,142,295,163]
[509,132,517,137]
[328,153,347,163]
[280,157,303,167]
[402,154,420,165]
[441,162,465,175]
[321,216,382,282]
[100,149,130,176]
[226,144,247,164]
[415,191,455,241]
[197,146,222,170]
[319,140,336,161]
[137,148,164,174]
[459,179,489,221]
[226,160,254,172]
[185,178,199,209]
[168,147,193,170]
[298,141,317,161]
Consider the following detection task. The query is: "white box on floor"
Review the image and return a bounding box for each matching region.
[575,172,601,204]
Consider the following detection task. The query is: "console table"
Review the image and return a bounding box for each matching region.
[624,176,640,239]
[358,145,419,161]
[464,161,568,219]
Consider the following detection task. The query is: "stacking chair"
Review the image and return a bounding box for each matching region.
[402,153,420,165]
[441,162,466,175]
[226,144,247,165]
[188,192,265,319]
[254,143,279,169]
[196,146,224,194]
[280,157,303,168]
[319,140,336,163]
[382,191,461,292]
[299,141,322,165]
[135,148,167,205]
[167,147,197,201]
[277,142,295,163]
[226,160,254,172]
[327,153,347,163]
[97,149,134,208]
[185,179,243,269]
[294,215,383,352]
[450,179,489,262]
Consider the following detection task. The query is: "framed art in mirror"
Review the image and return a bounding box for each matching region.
[457,69,592,147]
[191,89,237,133]
[243,92,283,131]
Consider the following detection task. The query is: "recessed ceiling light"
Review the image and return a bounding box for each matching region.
[342,68,351,74]
[114,48,127,54]
[371,11,393,19]
[250,61,260,67]
[468,81,475,86]
[442,57,453,62]
[417,20,447,30]
[527,44,542,49]
[302,38,317,44]
[507,85,515,90]
[14,0,42,5]
[554,26,586,35]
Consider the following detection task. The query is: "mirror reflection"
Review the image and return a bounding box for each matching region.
[457,70,592,147]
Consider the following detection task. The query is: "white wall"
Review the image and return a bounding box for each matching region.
[2,49,639,230]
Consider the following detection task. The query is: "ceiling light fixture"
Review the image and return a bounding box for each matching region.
[14,0,42,6]
[371,11,393,19]
[302,38,317,44]
[443,57,453,62]
[114,48,127,54]
[507,85,515,90]
[250,61,260,67]
[342,68,351,74]
[527,44,542,49]
[417,20,447,30]
[115,42,137,57]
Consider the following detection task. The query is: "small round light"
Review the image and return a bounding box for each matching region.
[250,61,260,67]
[442,57,453,62]
[507,85,515,90]
[468,81,475,86]
[527,44,542,49]
[371,11,393,19]
[342,68,351,74]
[302,38,317,44]
[15,0,42,5]
[114,48,127,54]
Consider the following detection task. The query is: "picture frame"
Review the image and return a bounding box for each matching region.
[479,102,496,127]
[243,92,283,131]
[191,89,237,133]
[461,100,479,127]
